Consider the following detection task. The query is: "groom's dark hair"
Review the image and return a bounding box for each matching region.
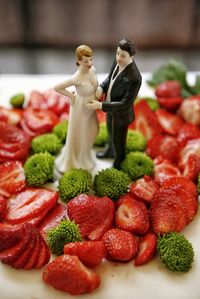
[118,38,136,56]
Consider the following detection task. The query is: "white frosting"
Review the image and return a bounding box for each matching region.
[0,74,199,299]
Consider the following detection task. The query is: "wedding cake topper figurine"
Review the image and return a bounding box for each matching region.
[54,45,99,175]
[87,38,142,169]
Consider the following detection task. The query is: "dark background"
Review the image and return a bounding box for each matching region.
[0,0,200,74]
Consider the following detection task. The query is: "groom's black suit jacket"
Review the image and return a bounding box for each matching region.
[100,60,142,125]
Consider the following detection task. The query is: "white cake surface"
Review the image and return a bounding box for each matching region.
[0,73,199,299]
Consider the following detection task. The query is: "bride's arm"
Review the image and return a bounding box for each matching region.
[54,77,77,103]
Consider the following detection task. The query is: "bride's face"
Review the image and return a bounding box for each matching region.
[78,55,93,70]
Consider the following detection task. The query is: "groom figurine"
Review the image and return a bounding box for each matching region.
[87,38,142,169]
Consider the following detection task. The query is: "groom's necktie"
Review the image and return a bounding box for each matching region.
[112,65,119,80]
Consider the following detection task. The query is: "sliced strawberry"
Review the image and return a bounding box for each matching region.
[133,100,163,140]
[0,122,30,162]
[21,107,58,136]
[115,195,149,235]
[12,226,36,269]
[38,203,68,239]
[130,175,159,204]
[0,223,34,265]
[147,134,180,162]
[156,108,184,136]
[34,233,50,269]
[0,195,7,221]
[157,97,183,111]
[177,123,200,147]
[23,229,40,270]
[44,89,70,116]
[162,177,198,224]
[42,254,100,295]
[64,241,106,268]
[134,233,157,266]
[155,81,181,98]
[67,194,115,241]
[5,187,58,224]
[0,223,22,250]
[0,161,26,197]
[153,157,182,184]
[178,96,200,126]
[28,91,46,110]
[182,154,200,182]
[103,228,138,262]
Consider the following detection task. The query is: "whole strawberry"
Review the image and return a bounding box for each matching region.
[102,228,138,262]
[67,194,115,240]
[42,254,100,295]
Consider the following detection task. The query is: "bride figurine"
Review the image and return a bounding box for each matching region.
[54,45,99,175]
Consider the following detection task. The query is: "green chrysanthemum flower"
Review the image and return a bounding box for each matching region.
[47,219,82,255]
[53,120,68,143]
[93,168,130,201]
[24,152,54,186]
[121,152,154,180]
[10,93,25,108]
[94,122,108,147]
[126,130,146,153]
[31,133,62,155]
[58,168,92,202]
[157,232,194,272]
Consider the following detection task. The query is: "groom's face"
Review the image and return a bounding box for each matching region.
[116,47,131,67]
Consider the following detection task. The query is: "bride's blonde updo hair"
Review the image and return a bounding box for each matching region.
[75,45,93,66]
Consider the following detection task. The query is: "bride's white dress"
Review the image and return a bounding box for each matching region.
[55,68,99,174]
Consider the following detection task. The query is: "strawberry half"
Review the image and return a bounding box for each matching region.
[102,228,138,262]
[178,96,200,126]
[42,254,100,295]
[64,241,106,268]
[177,123,200,147]
[134,233,157,266]
[155,81,181,98]
[147,134,180,162]
[115,195,149,235]
[0,161,26,197]
[130,175,159,204]
[156,108,184,136]
[133,100,163,140]
[153,157,182,184]
[67,194,115,240]
[181,154,200,182]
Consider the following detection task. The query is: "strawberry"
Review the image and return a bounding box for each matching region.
[38,203,68,238]
[0,107,22,126]
[178,96,200,126]
[0,223,22,251]
[150,188,187,234]
[0,161,26,197]
[0,195,7,221]
[67,194,115,240]
[97,110,106,123]
[115,195,149,235]
[157,97,183,111]
[5,187,58,224]
[44,89,70,116]
[179,138,200,167]
[133,100,163,140]
[130,175,159,204]
[28,91,47,110]
[153,157,182,184]
[64,241,106,268]
[23,229,40,270]
[181,154,200,182]
[21,107,58,137]
[162,177,198,224]
[102,228,138,262]
[155,81,181,98]
[156,108,184,136]
[0,121,30,162]
[177,123,200,147]
[42,254,100,295]
[134,233,157,266]
[147,134,180,162]
[34,233,51,269]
